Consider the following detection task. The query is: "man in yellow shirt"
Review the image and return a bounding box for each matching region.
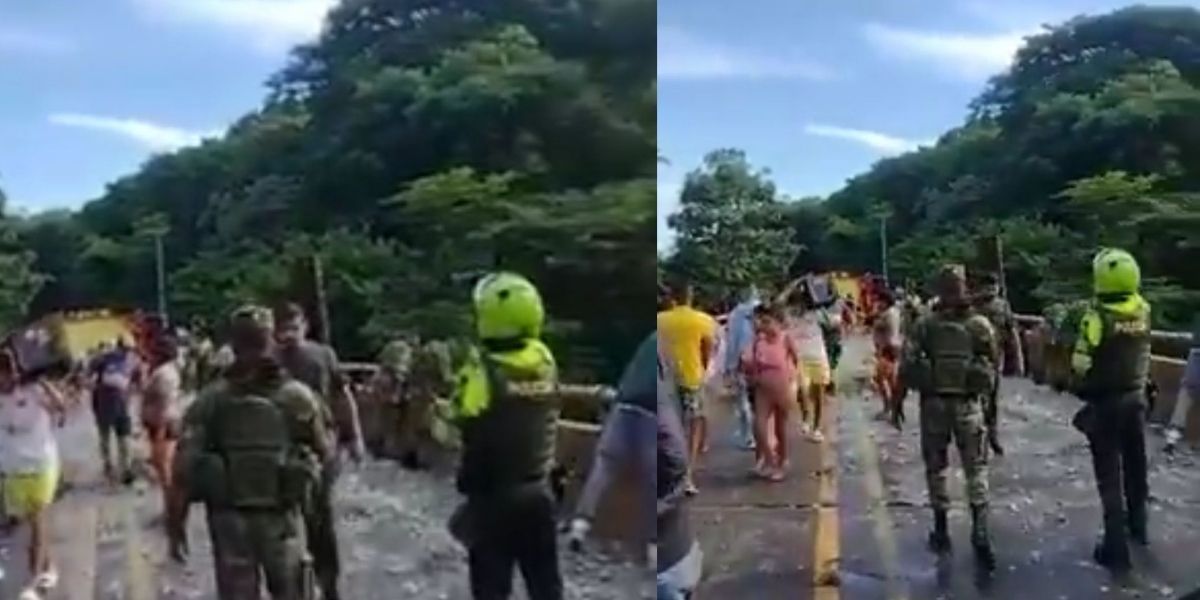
[657,282,717,495]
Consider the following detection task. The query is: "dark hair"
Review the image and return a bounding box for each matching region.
[273,302,306,324]
[979,272,1000,287]
[754,302,785,322]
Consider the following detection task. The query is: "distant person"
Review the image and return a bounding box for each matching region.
[141,337,183,519]
[741,304,800,482]
[0,351,67,599]
[1165,314,1200,453]
[90,337,139,484]
[873,291,903,421]
[722,287,760,450]
[786,288,833,442]
[657,282,718,496]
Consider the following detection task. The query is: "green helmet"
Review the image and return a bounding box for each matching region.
[472,272,545,340]
[1092,248,1140,295]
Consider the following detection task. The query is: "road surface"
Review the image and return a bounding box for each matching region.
[691,336,1200,600]
[0,397,652,599]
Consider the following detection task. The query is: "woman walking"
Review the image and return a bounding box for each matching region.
[140,337,182,519]
[740,304,800,482]
[0,351,66,599]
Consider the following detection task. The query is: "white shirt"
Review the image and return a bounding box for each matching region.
[0,384,58,474]
[146,361,183,419]
[789,311,829,364]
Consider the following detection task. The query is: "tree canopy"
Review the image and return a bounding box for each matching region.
[663,5,1200,328]
[12,0,655,381]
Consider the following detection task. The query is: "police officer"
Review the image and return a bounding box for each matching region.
[972,272,1024,455]
[450,272,563,600]
[1069,248,1151,571]
[167,305,329,599]
[897,264,998,570]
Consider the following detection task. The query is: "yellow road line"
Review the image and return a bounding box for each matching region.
[53,499,98,600]
[812,393,840,599]
[843,347,909,600]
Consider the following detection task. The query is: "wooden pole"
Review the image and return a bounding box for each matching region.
[311,255,331,345]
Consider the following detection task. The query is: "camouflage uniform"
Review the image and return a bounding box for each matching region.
[397,341,452,468]
[168,307,329,600]
[373,339,414,458]
[973,289,1023,455]
[902,265,998,566]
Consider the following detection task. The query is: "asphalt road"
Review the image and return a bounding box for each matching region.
[0,395,652,599]
[690,335,1200,600]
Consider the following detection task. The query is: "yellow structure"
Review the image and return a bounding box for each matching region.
[43,310,135,360]
[830,272,862,307]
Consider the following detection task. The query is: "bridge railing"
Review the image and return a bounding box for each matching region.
[1015,314,1198,442]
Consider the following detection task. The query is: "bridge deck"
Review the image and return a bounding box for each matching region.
[689,336,1200,600]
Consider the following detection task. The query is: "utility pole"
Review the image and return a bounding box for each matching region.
[153,231,167,325]
[879,217,890,285]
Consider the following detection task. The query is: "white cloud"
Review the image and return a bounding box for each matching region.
[0,27,74,55]
[48,113,218,151]
[862,22,1034,81]
[131,0,336,53]
[803,123,931,155]
[658,26,835,81]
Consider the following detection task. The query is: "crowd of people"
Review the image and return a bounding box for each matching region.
[654,247,1177,595]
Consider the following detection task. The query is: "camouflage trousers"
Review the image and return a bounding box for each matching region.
[208,508,314,600]
[919,395,989,511]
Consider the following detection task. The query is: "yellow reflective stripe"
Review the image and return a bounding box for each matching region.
[453,349,490,420]
[1072,309,1101,376]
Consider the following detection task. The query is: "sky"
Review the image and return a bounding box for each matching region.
[0,0,337,214]
[657,0,1196,250]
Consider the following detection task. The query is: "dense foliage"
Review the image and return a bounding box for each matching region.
[12,0,655,380]
[665,6,1200,328]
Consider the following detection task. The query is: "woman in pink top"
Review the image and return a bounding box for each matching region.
[740,304,800,482]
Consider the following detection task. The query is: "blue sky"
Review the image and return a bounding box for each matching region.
[657,0,1194,250]
[0,0,335,214]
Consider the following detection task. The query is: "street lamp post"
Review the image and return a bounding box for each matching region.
[154,232,167,325]
[879,217,889,285]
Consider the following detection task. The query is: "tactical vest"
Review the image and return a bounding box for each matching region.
[191,384,319,510]
[457,353,558,496]
[923,313,995,397]
[1082,303,1151,394]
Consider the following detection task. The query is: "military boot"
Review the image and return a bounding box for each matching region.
[927,509,951,554]
[971,505,996,570]
[1127,503,1148,546]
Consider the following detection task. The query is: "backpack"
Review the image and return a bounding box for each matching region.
[190,384,319,510]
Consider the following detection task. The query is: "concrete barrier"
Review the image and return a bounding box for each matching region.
[1018,317,1198,443]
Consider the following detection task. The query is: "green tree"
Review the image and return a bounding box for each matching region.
[665,149,798,305]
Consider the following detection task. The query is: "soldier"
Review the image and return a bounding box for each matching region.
[1069,249,1151,571]
[896,264,998,570]
[398,340,452,469]
[373,337,416,459]
[449,272,562,600]
[972,272,1024,456]
[273,302,358,600]
[167,305,328,599]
